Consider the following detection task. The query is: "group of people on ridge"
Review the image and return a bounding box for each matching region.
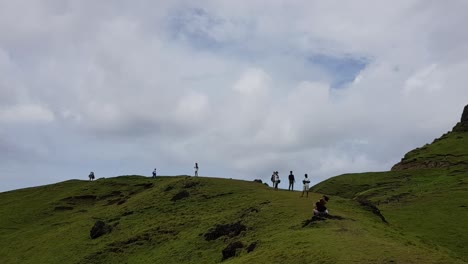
[271,171,311,197]
[88,164,329,217]
[270,171,330,216]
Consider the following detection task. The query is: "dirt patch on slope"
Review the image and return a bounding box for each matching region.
[204,222,247,241]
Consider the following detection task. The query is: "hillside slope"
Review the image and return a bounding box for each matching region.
[312,105,468,262]
[0,176,463,264]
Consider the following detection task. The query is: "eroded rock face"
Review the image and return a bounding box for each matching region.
[461,104,468,123]
[90,220,112,239]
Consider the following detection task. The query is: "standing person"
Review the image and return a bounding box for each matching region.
[88,171,95,181]
[152,168,157,178]
[271,171,275,186]
[194,162,199,177]
[288,171,295,191]
[274,171,280,190]
[301,174,310,197]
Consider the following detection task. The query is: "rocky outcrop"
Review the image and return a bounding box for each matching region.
[452,104,468,132]
[90,220,112,239]
[392,104,467,171]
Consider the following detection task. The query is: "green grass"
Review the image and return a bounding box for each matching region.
[1,175,465,263]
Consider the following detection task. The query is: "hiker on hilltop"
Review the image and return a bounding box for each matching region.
[194,162,199,177]
[271,171,276,186]
[314,195,330,216]
[288,171,295,191]
[88,171,95,181]
[274,171,280,190]
[301,174,310,197]
[152,168,157,178]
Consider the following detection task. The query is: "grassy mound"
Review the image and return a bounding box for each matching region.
[1,175,465,263]
[312,116,468,262]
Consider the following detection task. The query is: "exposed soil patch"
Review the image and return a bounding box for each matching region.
[377,192,415,205]
[240,207,259,218]
[183,181,200,189]
[99,191,123,200]
[302,214,346,227]
[222,241,244,261]
[83,227,179,264]
[122,211,134,216]
[201,192,233,200]
[204,222,247,241]
[357,199,388,224]
[259,200,271,205]
[134,183,154,189]
[164,185,174,192]
[105,198,127,206]
[62,195,97,204]
[90,220,112,239]
[247,242,257,253]
[54,206,74,211]
[171,190,190,201]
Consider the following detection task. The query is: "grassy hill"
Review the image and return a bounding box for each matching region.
[312,106,468,263]
[0,175,466,264]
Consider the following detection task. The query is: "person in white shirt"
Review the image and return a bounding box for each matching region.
[301,174,310,197]
[274,171,280,190]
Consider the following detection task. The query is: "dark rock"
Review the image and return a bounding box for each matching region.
[222,241,244,261]
[54,206,74,211]
[204,222,247,241]
[90,220,112,239]
[247,242,257,253]
[461,104,468,123]
[253,179,263,184]
[171,190,190,201]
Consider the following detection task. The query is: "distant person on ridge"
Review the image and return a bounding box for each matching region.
[152,168,157,178]
[288,171,295,191]
[314,195,330,216]
[194,163,199,177]
[88,171,95,181]
[274,171,280,190]
[301,174,310,197]
[271,171,275,186]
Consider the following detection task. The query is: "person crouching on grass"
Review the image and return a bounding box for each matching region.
[314,195,330,216]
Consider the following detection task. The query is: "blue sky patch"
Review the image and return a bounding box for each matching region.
[307,54,368,88]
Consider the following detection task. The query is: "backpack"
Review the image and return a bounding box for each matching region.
[271,175,275,182]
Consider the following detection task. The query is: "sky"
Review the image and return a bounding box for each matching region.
[1,0,468,192]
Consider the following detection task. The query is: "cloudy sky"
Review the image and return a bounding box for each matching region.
[1,0,468,192]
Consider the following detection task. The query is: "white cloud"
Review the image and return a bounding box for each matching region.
[0,104,54,124]
[1,0,468,191]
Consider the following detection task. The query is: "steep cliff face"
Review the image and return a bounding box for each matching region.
[392,104,468,171]
[452,104,468,132]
